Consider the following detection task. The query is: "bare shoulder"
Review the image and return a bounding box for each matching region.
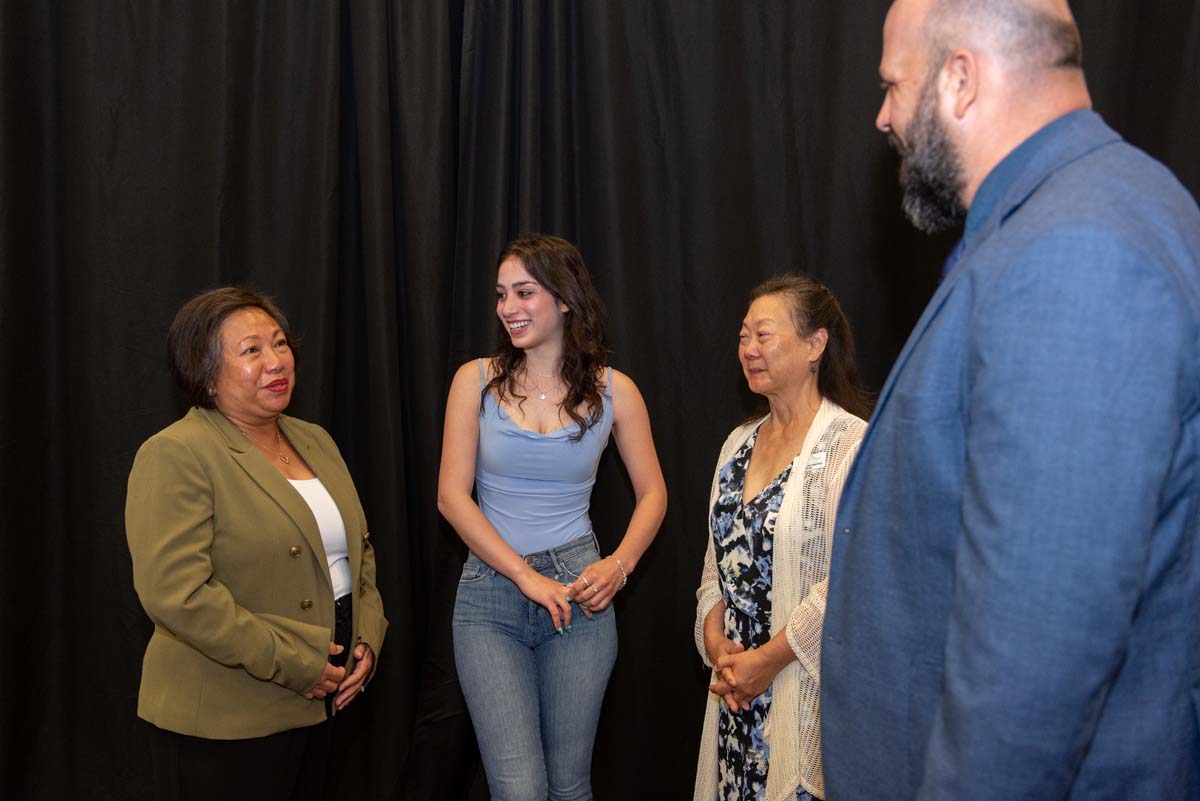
[453,358,483,379]
[606,367,639,393]
[450,358,492,390]
[446,359,490,413]
[605,368,649,419]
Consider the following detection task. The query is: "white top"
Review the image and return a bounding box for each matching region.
[289,478,351,599]
[694,398,865,801]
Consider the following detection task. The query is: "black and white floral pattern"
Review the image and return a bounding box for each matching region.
[711,422,815,801]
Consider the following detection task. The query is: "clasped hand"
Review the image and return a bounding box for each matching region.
[304,641,376,710]
[706,637,779,712]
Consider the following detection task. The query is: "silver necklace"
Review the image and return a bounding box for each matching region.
[240,425,291,464]
[524,369,559,401]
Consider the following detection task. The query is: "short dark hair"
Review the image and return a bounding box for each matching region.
[166,286,295,409]
[748,274,873,420]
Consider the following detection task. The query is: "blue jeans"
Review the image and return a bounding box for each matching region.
[453,533,618,801]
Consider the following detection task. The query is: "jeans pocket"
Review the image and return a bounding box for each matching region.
[459,559,490,584]
[560,550,600,579]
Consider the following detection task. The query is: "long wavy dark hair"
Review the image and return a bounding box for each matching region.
[485,234,610,441]
[748,274,873,420]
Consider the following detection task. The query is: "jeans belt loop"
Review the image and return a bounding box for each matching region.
[548,545,566,578]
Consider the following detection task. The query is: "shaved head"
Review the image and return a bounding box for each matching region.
[924,0,1083,77]
[877,0,1091,217]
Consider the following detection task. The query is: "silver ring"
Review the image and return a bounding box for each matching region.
[581,576,591,588]
[590,585,598,594]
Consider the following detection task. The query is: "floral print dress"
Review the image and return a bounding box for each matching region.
[711,423,816,801]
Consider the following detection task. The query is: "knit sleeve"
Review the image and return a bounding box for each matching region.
[695,532,723,667]
[784,419,865,682]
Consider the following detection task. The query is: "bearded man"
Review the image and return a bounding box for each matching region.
[821,1,1200,799]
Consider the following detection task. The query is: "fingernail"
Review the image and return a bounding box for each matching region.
[557,627,564,635]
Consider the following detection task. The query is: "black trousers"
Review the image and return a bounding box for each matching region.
[146,595,353,801]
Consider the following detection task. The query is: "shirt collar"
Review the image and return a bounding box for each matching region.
[963,109,1092,244]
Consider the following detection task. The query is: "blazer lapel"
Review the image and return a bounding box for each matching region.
[278,416,363,587]
[199,408,333,589]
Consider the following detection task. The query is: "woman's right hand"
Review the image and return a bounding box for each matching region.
[516,571,573,633]
[700,633,739,695]
[702,604,744,709]
[303,642,346,699]
[705,634,745,709]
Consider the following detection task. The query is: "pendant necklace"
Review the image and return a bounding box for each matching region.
[525,369,558,401]
[240,425,291,464]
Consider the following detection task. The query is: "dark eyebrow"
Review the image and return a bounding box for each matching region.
[236,328,283,346]
[496,280,539,289]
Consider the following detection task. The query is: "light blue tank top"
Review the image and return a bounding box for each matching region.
[475,359,615,556]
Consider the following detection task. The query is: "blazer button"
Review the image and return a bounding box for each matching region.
[300,599,313,611]
[289,545,302,557]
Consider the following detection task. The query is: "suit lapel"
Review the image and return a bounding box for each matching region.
[871,263,968,420]
[839,259,966,502]
[199,408,333,590]
[279,416,363,587]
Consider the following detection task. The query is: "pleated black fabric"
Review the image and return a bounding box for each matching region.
[2,2,1198,799]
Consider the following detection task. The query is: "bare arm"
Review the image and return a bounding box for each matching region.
[564,369,667,610]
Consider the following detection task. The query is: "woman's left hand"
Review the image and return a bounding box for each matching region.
[333,643,375,710]
[565,556,624,618]
[709,647,786,711]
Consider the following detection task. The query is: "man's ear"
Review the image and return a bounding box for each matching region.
[943,48,979,119]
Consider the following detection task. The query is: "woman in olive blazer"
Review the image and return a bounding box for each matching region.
[126,287,387,800]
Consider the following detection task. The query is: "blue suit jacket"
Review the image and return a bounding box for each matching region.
[822,111,1200,800]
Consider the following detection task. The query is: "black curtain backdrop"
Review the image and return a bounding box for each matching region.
[3,2,1198,799]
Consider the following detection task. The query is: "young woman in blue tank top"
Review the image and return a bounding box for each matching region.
[438,234,667,801]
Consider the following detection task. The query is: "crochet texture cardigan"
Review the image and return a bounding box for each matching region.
[694,398,865,801]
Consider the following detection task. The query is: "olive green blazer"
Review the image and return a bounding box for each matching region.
[126,406,388,739]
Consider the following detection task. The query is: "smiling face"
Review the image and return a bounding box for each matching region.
[211,306,295,425]
[496,256,570,353]
[739,294,825,399]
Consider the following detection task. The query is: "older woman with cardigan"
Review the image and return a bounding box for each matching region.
[694,275,869,801]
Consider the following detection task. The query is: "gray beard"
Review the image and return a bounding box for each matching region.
[896,82,968,234]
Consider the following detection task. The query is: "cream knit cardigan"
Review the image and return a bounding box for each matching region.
[693,398,865,801]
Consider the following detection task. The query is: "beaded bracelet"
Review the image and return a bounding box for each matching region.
[608,556,628,589]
